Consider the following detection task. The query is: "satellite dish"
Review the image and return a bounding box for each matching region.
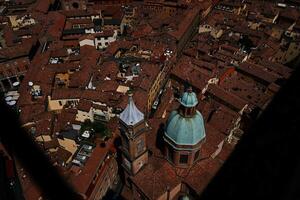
[7,100,16,106]
[12,82,20,87]
[5,96,12,101]
[28,81,33,87]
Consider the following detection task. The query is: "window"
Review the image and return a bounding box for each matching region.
[186,108,192,116]
[136,139,144,155]
[194,150,200,161]
[180,154,188,164]
[59,101,62,106]
[123,157,131,170]
[122,136,129,150]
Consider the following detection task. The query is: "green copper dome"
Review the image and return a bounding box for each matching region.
[180,91,198,107]
[165,110,206,145]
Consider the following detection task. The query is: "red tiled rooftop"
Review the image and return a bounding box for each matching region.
[206,84,248,112]
[34,0,50,14]
[19,104,46,124]
[131,157,180,200]
[220,72,272,109]
[60,9,99,18]
[238,61,280,84]
[46,12,66,39]
[168,7,201,40]
[70,138,116,195]
[171,57,210,91]
[77,99,93,112]
[130,107,234,198]
[51,88,82,100]
[69,66,92,88]
[96,80,119,92]
[258,59,292,79]
[53,109,77,133]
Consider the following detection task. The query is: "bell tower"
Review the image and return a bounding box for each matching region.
[119,92,148,176]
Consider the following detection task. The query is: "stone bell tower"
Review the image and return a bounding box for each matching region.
[119,92,148,176]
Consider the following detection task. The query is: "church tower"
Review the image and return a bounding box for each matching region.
[164,87,206,167]
[119,92,148,176]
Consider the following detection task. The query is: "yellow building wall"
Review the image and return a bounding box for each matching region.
[47,96,79,111]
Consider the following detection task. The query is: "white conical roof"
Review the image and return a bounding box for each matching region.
[120,94,144,126]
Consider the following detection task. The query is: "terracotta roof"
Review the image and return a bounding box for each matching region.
[34,0,50,14]
[46,63,79,73]
[220,71,271,109]
[105,40,132,55]
[129,114,234,198]
[96,80,119,92]
[56,147,72,164]
[206,104,238,135]
[131,157,180,199]
[0,39,35,61]
[50,48,69,58]
[237,62,280,85]
[132,23,153,38]
[53,109,77,133]
[171,57,209,92]
[69,66,92,88]
[61,10,99,18]
[206,84,248,112]
[35,116,53,136]
[0,57,30,76]
[77,99,93,112]
[43,138,59,150]
[51,88,80,100]
[168,7,201,40]
[70,140,113,195]
[19,104,46,124]
[46,12,66,39]
[258,59,292,79]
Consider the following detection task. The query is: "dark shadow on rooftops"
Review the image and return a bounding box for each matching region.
[113,136,126,191]
[199,64,300,199]
[0,94,82,200]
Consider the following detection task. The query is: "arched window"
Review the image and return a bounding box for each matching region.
[194,150,199,161]
[179,154,188,164]
[168,146,173,162]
